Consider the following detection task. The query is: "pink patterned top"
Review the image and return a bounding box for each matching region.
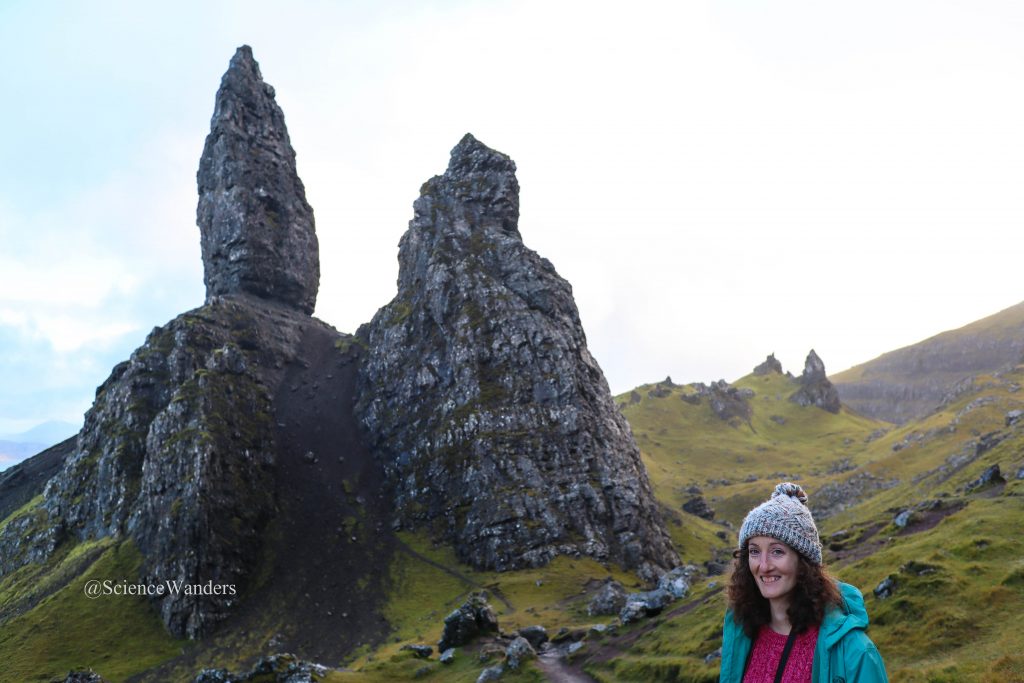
[742,624,819,683]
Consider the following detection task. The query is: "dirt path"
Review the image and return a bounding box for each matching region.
[536,651,598,683]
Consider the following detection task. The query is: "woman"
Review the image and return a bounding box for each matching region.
[719,483,888,683]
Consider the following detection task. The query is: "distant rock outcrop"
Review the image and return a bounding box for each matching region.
[197,45,319,314]
[689,380,754,423]
[790,350,841,414]
[356,134,677,579]
[753,354,783,375]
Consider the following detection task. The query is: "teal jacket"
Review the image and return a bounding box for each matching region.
[719,582,888,683]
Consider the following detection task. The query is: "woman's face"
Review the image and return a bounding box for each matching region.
[747,535,799,604]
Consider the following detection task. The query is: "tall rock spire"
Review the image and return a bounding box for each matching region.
[358,134,678,580]
[790,349,842,413]
[197,45,320,314]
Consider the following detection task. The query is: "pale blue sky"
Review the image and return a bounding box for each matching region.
[2,0,1023,444]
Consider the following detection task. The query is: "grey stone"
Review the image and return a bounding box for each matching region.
[874,576,896,599]
[192,655,328,683]
[505,636,536,669]
[439,648,456,664]
[476,666,504,682]
[789,350,841,413]
[966,464,1005,492]
[57,672,107,683]
[588,580,627,616]
[657,565,699,599]
[753,354,783,375]
[682,496,714,520]
[197,46,319,314]
[355,133,677,580]
[401,644,433,658]
[1007,410,1024,427]
[893,510,913,528]
[690,380,752,422]
[516,625,548,649]
[438,593,499,652]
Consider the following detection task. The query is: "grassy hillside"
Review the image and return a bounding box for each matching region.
[3,365,1024,681]
[584,366,1024,682]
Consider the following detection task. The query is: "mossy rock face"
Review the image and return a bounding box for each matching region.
[356,134,677,580]
[0,297,335,639]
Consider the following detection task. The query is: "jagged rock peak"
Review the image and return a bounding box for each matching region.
[753,353,783,375]
[434,133,520,235]
[358,135,677,580]
[802,349,827,379]
[790,349,841,413]
[197,45,320,315]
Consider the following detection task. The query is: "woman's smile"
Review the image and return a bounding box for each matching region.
[748,535,799,604]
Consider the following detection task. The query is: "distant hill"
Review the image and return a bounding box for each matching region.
[831,301,1024,423]
[2,420,80,445]
[0,421,79,469]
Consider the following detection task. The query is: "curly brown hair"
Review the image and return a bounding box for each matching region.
[727,544,842,638]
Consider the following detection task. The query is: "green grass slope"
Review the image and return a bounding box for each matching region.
[4,363,1024,682]
[577,365,1024,682]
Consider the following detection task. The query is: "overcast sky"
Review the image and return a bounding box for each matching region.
[1,0,1023,440]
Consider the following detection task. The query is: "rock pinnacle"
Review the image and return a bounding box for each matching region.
[197,45,320,314]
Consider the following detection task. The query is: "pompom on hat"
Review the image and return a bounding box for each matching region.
[738,482,822,564]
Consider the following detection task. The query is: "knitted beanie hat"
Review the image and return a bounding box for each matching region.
[738,482,822,564]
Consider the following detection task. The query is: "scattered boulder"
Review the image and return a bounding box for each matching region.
[966,464,1005,492]
[874,576,896,599]
[753,354,783,375]
[1006,410,1024,427]
[682,496,714,520]
[619,601,648,625]
[588,580,627,616]
[657,565,700,599]
[504,637,536,669]
[439,648,456,664]
[438,593,499,652]
[193,654,328,683]
[54,672,106,683]
[401,644,433,659]
[516,625,548,649]
[704,648,722,664]
[893,510,913,529]
[620,586,674,623]
[477,666,503,682]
